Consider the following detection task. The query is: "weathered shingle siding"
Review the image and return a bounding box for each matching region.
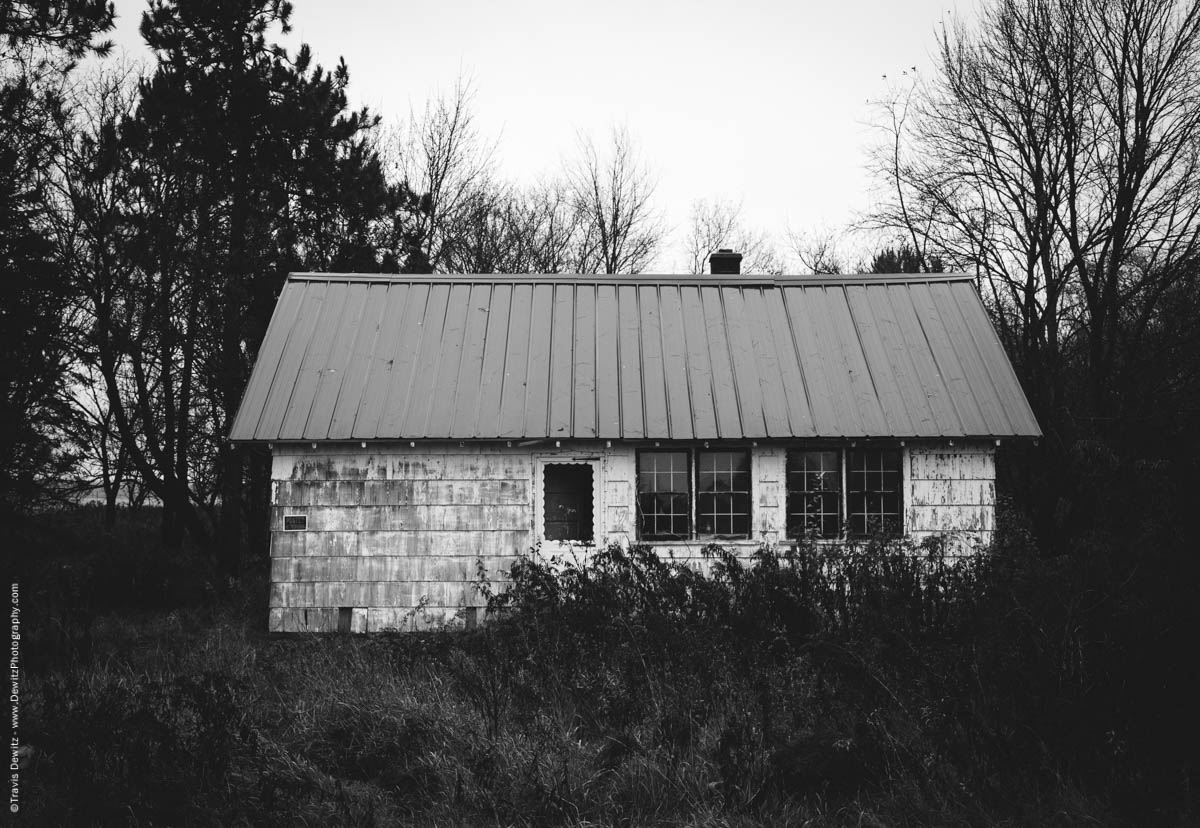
[268,444,533,632]
[265,440,998,632]
[907,443,996,553]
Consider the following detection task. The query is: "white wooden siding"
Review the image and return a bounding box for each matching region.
[906,442,996,553]
[270,443,533,632]
[268,440,996,632]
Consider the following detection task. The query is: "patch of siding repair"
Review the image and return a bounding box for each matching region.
[267,440,997,633]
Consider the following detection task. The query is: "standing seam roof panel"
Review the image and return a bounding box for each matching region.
[573,285,598,438]
[523,284,554,438]
[658,286,696,441]
[595,285,621,439]
[256,280,327,441]
[616,284,645,439]
[929,281,1013,437]
[701,285,741,439]
[474,283,512,438]
[761,288,816,437]
[547,284,576,437]
[638,285,670,438]
[230,274,1042,442]
[423,283,473,438]
[844,285,914,436]
[742,288,792,437]
[721,287,768,439]
[449,283,492,439]
[803,288,865,436]
[281,282,346,439]
[303,281,368,440]
[907,282,988,436]
[366,283,425,439]
[819,287,889,435]
[863,283,940,437]
[231,279,303,440]
[497,284,533,438]
[884,284,963,436]
[951,281,1042,436]
[327,283,389,439]
[678,286,719,441]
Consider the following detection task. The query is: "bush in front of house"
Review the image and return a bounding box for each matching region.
[21,513,1194,826]
[469,530,1190,824]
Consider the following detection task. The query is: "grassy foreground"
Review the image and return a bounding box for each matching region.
[15,513,1198,826]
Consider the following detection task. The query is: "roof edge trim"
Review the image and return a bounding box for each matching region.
[285,272,975,288]
[231,433,1040,445]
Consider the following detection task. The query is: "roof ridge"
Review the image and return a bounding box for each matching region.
[286,272,974,287]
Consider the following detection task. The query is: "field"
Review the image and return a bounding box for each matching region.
[13,506,1198,827]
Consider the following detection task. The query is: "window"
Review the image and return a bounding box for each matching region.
[637,449,751,540]
[543,463,594,541]
[847,448,902,535]
[786,450,841,539]
[786,447,903,539]
[696,451,751,537]
[637,451,690,540]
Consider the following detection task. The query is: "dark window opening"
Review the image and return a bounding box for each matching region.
[786,450,842,539]
[544,464,594,541]
[847,448,903,535]
[637,451,690,540]
[697,450,751,538]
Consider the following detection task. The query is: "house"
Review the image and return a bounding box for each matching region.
[230,253,1041,632]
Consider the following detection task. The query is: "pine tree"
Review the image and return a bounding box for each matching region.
[91,0,394,562]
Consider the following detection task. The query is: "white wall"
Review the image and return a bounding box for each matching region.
[267,440,996,632]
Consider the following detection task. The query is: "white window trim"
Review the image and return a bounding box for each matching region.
[634,447,755,543]
[784,445,909,540]
[533,453,604,550]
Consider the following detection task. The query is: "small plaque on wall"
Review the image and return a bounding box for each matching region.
[283,514,308,531]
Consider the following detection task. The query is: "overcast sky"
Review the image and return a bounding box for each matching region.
[105,0,974,272]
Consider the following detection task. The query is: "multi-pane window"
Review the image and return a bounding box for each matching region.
[786,447,904,539]
[637,449,752,540]
[696,451,752,538]
[637,451,690,540]
[847,448,902,535]
[786,450,841,538]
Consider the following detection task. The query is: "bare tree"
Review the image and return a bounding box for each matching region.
[389,76,498,272]
[565,125,664,274]
[683,198,782,274]
[788,227,854,274]
[438,177,591,274]
[865,0,1200,416]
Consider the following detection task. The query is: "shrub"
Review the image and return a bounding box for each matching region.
[31,672,251,825]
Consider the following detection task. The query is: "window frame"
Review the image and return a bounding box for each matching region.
[785,445,905,541]
[534,455,602,546]
[542,462,596,542]
[636,447,754,542]
[845,446,905,537]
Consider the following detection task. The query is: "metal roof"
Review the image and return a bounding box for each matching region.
[229,273,1042,442]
